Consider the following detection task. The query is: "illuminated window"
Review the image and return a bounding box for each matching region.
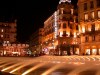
[1,35,3,37]
[4,41,6,44]
[7,41,9,43]
[98,11,100,18]
[99,24,100,30]
[75,48,79,55]
[1,29,3,32]
[85,14,88,20]
[92,49,97,55]
[61,8,64,14]
[82,26,85,33]
[99,49,100,54]
[91,12,94,19]
[71,9,73,15]
[85,49,90,55]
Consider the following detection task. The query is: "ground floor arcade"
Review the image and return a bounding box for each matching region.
[80,43,100,55]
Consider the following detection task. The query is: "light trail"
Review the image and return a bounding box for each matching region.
[41,64,65,75]
[21,63,46,75]
[0,56,100,75]
[0,62,15,68]
[10,60,36,73]
[1,62,23,71]
[10,64,27,73]
[67,63,95,75]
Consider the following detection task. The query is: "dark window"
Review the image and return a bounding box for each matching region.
[85,36,89,42]
[52,28,54,32]
[96,0,100,7]
[92,36,95,41]
[7,35,9,38]
[70,25,72,29]
[85,26,88,32]
[63,31,66,36]
[90,1,94,9]
[68,21,70,27]
[59,24,61,29]
[63,10,67,14]
[59,10,62,14]
[62,17,67,21]
[59,32,60,35]
[70,32,73,37]
[63,23,66,28]
[76,25,78,30]
[84,3,87,10]
[63,41,66,44]
[14,26,16,28]
[91,23,95,31]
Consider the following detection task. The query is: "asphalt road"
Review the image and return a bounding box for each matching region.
[0,55,100,75]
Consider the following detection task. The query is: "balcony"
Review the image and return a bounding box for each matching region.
[81,29,100,35]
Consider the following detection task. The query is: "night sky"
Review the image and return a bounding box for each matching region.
[0,0,78,43]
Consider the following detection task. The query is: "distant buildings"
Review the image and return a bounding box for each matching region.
[29,28,44,56]
[0,20,29,56]
[0,20,17,43]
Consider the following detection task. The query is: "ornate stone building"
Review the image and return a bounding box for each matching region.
[43,0,80,55]
[78,0,100,55]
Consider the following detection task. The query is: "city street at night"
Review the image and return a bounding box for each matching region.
[0,55,100,75]
[0,0,100,75]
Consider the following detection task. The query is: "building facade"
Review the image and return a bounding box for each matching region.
[29,28,44,56]
[2,43,29,56]
[0,20,29,56]
[0,21,17,44]
[43,0,80,55]
[78,0,100,55]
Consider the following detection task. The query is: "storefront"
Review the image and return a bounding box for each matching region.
[75,48,79,55]
[85,49,90,55]
[99,49,100,55]
[92,49,97,55]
